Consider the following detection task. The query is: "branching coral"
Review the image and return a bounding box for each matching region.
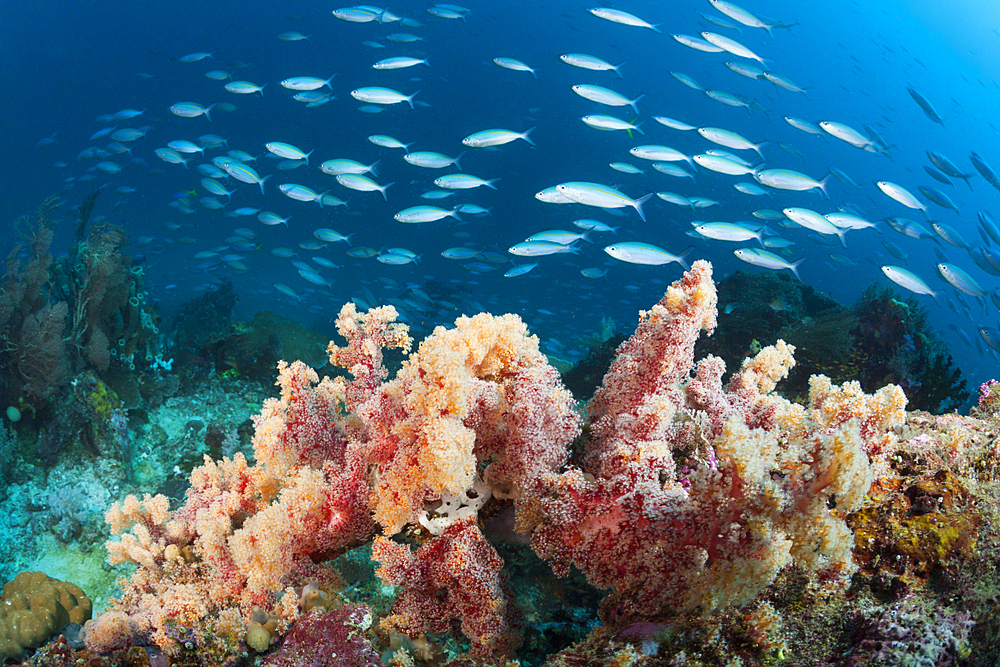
[531,264,905,621]
[90,261,907,663]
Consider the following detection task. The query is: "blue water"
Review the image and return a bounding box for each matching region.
[3,0,998,402]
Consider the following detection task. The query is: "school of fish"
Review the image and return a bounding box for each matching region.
[40,0,1000,374]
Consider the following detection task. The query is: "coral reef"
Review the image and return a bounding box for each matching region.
[82,261,917,667]
[531,266,905,622]
[0,197,162,408]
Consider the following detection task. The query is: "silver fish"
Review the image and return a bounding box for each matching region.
[734,248,802,279]
[555,182,653,221]
[588,7,660,31]
[604,242,688,267]
[881,266,939,302]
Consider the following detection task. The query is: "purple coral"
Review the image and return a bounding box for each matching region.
[978,379,1000,414]
[263,604,385,667]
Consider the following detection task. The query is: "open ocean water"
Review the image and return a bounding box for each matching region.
[3,0,999,403]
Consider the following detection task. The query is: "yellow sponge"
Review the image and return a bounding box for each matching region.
[0,571,92,660]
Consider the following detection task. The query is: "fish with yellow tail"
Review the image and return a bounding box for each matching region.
[555,182,653,221]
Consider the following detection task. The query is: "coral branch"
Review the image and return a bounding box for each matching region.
[373,519,521,659]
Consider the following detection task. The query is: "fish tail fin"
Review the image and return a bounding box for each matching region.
[317,190,331,207]
[305,149,313,166]
[449,207,463,222]
[531,69,538,80]
[754,141,769,160]
[818,176,830,199]
[522,126,537,145]
[614,61,627,77]
[454,151,465,171]
[282,216,291,228]
[345,233,354,247]
[260,83,267,97]
[790,258,804,281]
[381,182,395,201]
[407,90,421,109]
[258,174,271,196]
[204,103,217,121]
[325,74,337,89]
[370,160,381,177]
[630,93,645,114]
[634,121,645,136]
[651,23,662,33]
[485,178,500,189]
[633,192,654,222]
[678,245,695,270]
[837,227,848,249]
